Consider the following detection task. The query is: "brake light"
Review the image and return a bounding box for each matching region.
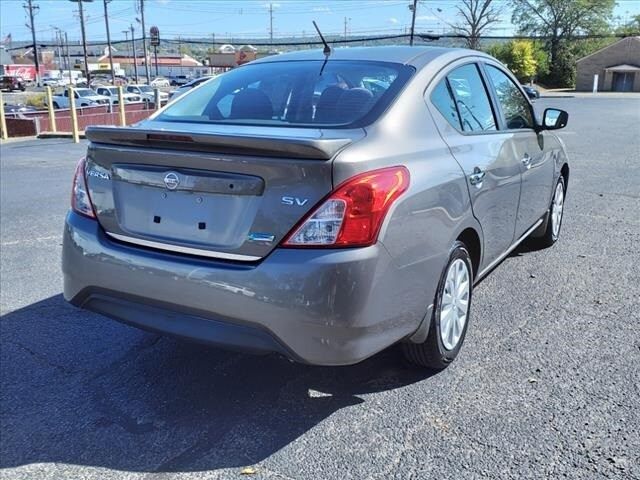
[71,157,96,218]
[282,166,409,247]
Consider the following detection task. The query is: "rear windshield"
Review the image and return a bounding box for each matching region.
[158,60,414,128]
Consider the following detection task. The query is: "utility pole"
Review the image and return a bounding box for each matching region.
[69,0,92,84]
[64,31,72,84]
[51,28,62,71]
[343,17,351,40]
[103,0,116,84]
[24,0,41,86]
[269,3,274,45]
[130,24,138,83]
[139,0,151,83]
[409,0,418,46]
[210,33,215,74]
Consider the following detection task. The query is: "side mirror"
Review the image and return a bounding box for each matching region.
[541,108,568,130]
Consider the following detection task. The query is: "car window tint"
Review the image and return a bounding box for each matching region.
[446,64,496,133]
[486,65,534,130]
[431,78,461,129]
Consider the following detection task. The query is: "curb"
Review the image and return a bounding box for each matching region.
[0,135,38,144]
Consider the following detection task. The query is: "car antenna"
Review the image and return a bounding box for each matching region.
[313,20,332,75]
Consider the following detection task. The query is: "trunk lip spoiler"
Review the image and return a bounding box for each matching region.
[85,125,361,160]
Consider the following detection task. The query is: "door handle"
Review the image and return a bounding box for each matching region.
[469,167,485,186]
[521,153,532,169]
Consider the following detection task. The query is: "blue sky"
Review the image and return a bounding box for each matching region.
[1,0,639,44]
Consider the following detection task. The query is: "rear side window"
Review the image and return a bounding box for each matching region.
[158,60,414,128]
[430,79,461,129]
[446,64,496,133]
[485,65,534,130]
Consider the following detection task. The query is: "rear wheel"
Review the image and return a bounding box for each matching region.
[402,241,473,370]
[532,176,565,248]
[52,102,59,109]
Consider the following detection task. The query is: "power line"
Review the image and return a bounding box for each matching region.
[6,30,637,52]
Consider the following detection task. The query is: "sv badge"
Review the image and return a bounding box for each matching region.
[281,196,309,206]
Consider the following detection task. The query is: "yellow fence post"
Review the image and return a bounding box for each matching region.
[0,91,8,140]
[117,86,126,126]
[69,86,80,143]
[46,86,57,133]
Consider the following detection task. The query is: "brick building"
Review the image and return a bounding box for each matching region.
[575,36,640,92]
[97,53,209,78]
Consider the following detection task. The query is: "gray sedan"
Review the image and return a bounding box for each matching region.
[62,46,569,369]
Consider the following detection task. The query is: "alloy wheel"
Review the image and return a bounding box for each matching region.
[440,258,470,351]
[551,181,564,239]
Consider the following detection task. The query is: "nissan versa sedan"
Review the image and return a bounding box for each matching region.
[63,46,569,369]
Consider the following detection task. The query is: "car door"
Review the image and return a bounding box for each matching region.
[427,62,522,267]
[483,63,554,238]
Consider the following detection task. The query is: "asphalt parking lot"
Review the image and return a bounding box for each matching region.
[1,95,639,479]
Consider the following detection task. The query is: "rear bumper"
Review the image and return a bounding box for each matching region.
[62,212,429,365]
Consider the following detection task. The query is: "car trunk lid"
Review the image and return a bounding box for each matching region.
[84,124,363,261]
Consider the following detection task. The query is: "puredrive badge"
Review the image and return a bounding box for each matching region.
[163,172,180,190]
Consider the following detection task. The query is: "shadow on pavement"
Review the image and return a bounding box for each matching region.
[0,294,435,473]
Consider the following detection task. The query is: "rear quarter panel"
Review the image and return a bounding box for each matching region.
[332,63,480,329]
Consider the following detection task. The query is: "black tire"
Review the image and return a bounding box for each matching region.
[402,241,473,370]
[532,176,565,249]
[52,102,59,109]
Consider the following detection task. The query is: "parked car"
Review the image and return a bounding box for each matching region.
[168,75,191,86]
[150,76,170,88]
[3,103,37,114]
[169,75,216,100]
[42,77,65,88]
[0,75,26,92]
[63,47,570,369]
[522,84,540,99]
[50,88,110,108]
[94,86,142,105]
[125,84,169,105]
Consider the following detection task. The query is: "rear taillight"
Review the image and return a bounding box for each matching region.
[282,166,409,248]
[71,157,96,218]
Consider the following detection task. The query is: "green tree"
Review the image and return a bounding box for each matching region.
[509,40,538,79]
[616,14,640,36]
[511,0,615,87]
[486,40,545,80]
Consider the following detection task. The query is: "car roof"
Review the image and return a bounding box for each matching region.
[250,46,491,68]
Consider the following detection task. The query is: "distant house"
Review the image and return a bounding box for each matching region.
[575,36,640,92]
